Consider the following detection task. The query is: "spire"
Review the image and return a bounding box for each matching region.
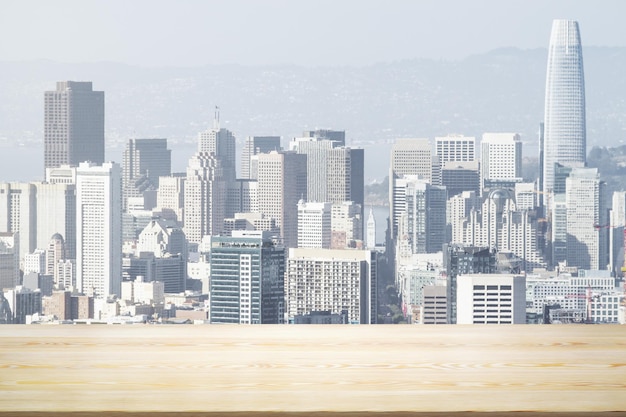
[213,106,220,130]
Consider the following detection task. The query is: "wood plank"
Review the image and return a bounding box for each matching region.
[0,325,624,413]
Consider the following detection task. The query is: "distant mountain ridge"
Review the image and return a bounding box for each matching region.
[1,47,625,181]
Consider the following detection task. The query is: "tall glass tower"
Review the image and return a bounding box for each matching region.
[542,20,586,195]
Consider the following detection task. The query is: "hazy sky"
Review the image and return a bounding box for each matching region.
[2,0,625,67]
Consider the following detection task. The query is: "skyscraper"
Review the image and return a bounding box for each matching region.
[435,135,476,163]
[565,167,607,270]
[122,138,171,210]
[241,136,281,180]
[389,138,433,239]
[75,162,122,299]
[209,231,285,324]
[480,133,523,189]
[542,20,586,195]
[183,152,225,244]
[44,81,105,172]
[256,151,307,248]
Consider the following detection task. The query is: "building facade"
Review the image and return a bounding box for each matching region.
[44,81,104,172]
[75,162,122,299]
[456,274,526,324]
[209,232,285,324]
[542,20,586,195]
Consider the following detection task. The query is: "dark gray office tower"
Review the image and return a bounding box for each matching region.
[44,81,104,172]
[441,161,480,198]
[241,136,281,179]
[443,244,497,324]
[303,129,345,146]
[122,138,171,209]
[209,233,285,324]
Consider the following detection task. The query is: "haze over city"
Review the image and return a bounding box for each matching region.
[1,3,626,415]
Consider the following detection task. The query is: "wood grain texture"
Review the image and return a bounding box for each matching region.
[0,325,624,412]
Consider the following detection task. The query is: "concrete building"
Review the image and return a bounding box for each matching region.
[330,201,363,249]
[389,138,433,239]
[396,176,447,254]
[457,274,526,324]
[435,135,476,163]
[480,133,522,189]
[5,286,42,324]
[121,276,165,305]
[222,212,280,237]
[565,167,607,270]
[447,191,481,245]
[0,182,36,264]
[34,181,76,259]
[24,249,46,274]
[461,190,545,271]
[44,81,104,172]
[183,152,225,244]
[297,201,331,249]
[209,232,285,324]
[256,151,307,248]
[75,162,122,299]
[302,129,346,144]
[46,165,77,185]
[198,124,236,182]
[241,136,281,180]
[286,248,377,324]
[122,138,171,210]
[156,173,185,225]
[609,191,626,276]
[421,286,448,325]
[289,137,363,209]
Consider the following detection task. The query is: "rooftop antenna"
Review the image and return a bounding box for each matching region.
[213,106,220,130]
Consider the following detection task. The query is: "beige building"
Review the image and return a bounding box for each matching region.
[286,248,377,324]
[256,151,307,248]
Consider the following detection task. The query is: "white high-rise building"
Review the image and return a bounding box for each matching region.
[156,174,185,224]
[24,250,46,274]
[183,152,225,244]
[514,182,537,211]
[75,162,122,298]
[435,135,476,163]
[480,133,522,185]
[256,151,307,248]
[543,20,586,196]
[566,167,607,270]
[297,201,331,248]
[457,274,526,324]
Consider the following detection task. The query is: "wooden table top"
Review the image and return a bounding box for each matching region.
[0,325,624,413]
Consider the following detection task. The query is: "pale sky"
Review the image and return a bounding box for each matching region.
[1,0,625,66]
